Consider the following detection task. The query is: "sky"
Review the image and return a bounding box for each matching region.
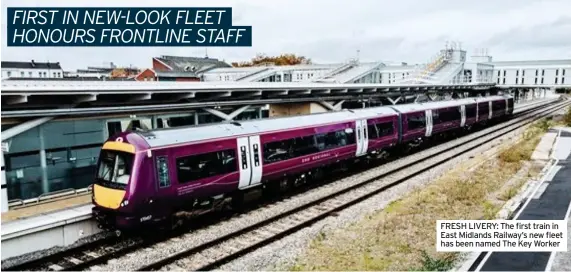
[1,0,571,70]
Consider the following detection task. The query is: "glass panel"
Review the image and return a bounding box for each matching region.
[96,150,134,189]
[156,156,170,188]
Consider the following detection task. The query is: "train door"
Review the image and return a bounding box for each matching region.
[488,101,493,119]
[425,109,433,137]
[460,105,466,127]
[237,136,263,190]
[237,137,252,189]
[248,136,263,187]
[355,119,368,157]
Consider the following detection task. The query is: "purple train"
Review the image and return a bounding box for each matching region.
[92,95,514,230]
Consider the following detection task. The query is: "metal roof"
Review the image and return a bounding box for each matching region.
[2,61,63,70]
[0,80,496,117]
[154,55,232,73]
[487,59,571,67]
[140,107,398,148]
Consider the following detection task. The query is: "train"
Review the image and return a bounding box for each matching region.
[92,95,514,232]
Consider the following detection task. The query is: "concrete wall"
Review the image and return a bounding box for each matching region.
[269,103,328,117]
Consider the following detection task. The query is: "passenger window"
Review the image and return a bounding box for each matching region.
[376,122,394,137]
[432,111,441,125]
[368,124,379,139]
[434,108,461,124]
[466,105,477,118]
[176,149,237,183]
[156,156,170,188]
[407,114,426,130]
[479,103,489,116]
[262,127,356,165]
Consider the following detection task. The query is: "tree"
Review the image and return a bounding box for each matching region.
[232,53,312,67]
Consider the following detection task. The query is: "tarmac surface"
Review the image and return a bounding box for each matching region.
[474,127,571,271]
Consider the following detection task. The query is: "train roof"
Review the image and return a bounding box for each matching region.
[139,107,398,148]
[389,95,509,113]
[389,97,475,112]
[474,95,511,102]
[137,95,512,148]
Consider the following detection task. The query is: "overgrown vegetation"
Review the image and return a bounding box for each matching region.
[498,118,551,163]
[409,250,456,271]
[290,119,550,271]
[564,106,571,127]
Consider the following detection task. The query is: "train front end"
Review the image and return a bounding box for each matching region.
[92,134,143,231]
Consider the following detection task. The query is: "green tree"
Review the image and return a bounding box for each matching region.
[232,53,312,67]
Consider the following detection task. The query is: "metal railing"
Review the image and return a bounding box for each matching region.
[7,184,93,210]
[400,50,451,84]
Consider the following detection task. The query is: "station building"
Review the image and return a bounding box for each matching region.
[1,45,569,207]
[487,59,571,87]
[1,60,64,79]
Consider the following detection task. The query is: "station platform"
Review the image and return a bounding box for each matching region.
[1,203,98,260]
[2,194,91,223]
[473,126,571,271]
[0,203,98,260]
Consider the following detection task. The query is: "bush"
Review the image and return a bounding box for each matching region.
[410,251,455,271]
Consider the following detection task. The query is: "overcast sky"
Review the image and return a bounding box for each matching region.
[2,0,571,70]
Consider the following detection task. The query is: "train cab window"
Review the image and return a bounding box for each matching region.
[176,149,237,184]
[96,150,134,190]
[407,114,426,130]
[156,156,170,188]
[465,105,477,119]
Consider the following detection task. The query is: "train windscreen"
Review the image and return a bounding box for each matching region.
[96,150,134,190]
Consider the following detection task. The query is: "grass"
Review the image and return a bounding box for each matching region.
[289,119,550,271]
[498,118,551,164]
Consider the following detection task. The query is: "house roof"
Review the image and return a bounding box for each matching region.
[155,71,201,78]
[2,61,63,70]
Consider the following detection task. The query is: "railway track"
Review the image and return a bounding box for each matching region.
[3,97,566,272]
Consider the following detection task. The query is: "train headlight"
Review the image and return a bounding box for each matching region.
[120,200,129,207]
